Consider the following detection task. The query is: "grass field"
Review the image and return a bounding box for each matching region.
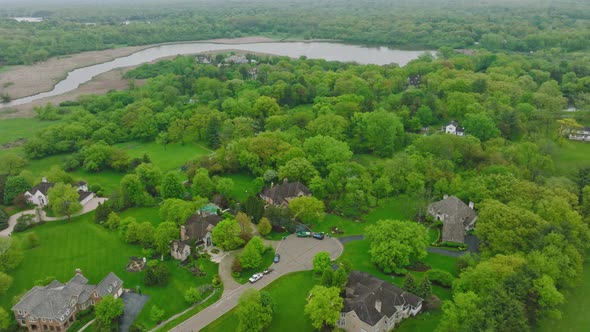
[0,118,63,145]
[553,140,590,176]
[221,173,259,203]
[114,141,211,172]
[202,270,318,332]
[537,259,590,332]
[0,211,217,330]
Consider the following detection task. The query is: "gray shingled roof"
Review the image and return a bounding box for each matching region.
[261,181,311,206]
[184,213,223,240]
[28,181,55,195]
[95,272,123,297]
[344,271,422,326]
[428,196,476,243]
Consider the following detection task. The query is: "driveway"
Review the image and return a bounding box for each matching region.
[0,197,107,237]
[119,292,150,332]
[168,235,343,332]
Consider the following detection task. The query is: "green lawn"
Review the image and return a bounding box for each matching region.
[202,270,319,332]
[221,173,259,203]
[553,140,590,176]
[537,259,590,332]
[119,207,162,227]
[0,211,217,330]
[234,250,276,284]
[114,141,211,172]
[0,118,63,145]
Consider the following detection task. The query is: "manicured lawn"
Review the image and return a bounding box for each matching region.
[202,270,319,332]
[0,118,63,145]
[0,211,217,330]
[234,250,276,284]
[313,213,366,236]
[114,141,211,172]
[119,207,162,227]
[221,173,259,203]
[537,259,590,332]
[553,140,590,176]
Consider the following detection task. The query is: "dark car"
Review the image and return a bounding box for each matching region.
[274,254,280,263]
[313,232,325,240]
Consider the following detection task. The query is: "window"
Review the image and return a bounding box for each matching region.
[337,313,346,327]
[41,318,46,322]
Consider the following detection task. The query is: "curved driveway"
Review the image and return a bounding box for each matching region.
[169,235,343,332]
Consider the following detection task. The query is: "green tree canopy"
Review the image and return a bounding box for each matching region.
[304,286,343,329]
[47,183,83,220]
[236,289,273,332]
[212,219,245,251]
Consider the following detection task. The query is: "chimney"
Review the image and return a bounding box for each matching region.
[75,268,83,276]
[443,194,448,199]
[180,226,187,241]
[375,300,382,313]
[283,178,288,184]
[42,177,48,183]
[469,202,474,209]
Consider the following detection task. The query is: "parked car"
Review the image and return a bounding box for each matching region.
[249,273,263,283]
[274,254,280,263]
[263,268,274,274]
[313,232,325,240]
[297,231,311,237]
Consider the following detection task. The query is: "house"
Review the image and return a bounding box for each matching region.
[24,179,95,207]
[225,54,249,64]
[337,271,423,332]
[170,240,191,261]
[180,210,223,249]
[12,270,122,332]
[444,121,465,136]
[260,179,312,208]
[196,55,212,64]
[407,74,421,87]
[569,127,590,142]
[427,195,477,243]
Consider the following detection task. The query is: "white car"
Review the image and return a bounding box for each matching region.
[249,273,263,283]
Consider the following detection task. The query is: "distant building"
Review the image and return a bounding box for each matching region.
[444,121,465,136]
[337,271,423,332]
[13,270,122,332]
[407,74,421,87]
[260,179,312,208]
[24,179,94,207]
[569,127,590,142]
[427,195,477,243]
[225,54,249,64]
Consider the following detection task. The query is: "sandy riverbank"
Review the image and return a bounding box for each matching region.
[0,36,275,101]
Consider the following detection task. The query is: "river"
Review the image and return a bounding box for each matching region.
[2,42,430,107]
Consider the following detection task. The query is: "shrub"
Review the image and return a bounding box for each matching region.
[34,276,56,286]
[144,262,170,286]
[13,214,35,232]
[198,284,213,295]
[212,274,223,288]
[440,241,467,250]
[0,209,8,231]
[24,233,40,249]
[184,287,202,304]
[232,271,241,278]
[231,258,242,272]
[425,269,454,288]
[13,193,28,209]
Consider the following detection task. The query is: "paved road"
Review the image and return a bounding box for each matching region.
[0,197,107,237]
[170,235,343,332]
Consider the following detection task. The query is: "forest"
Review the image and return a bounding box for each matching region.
[0,0,589,65]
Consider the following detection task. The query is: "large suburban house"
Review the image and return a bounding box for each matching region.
[12,270,123,332]
[24,179,94,207]
[170,240,192,261]
[260,179,312,208]
[569,127,590,142]
[177,205,223,249]
[427,195,477,244]
[444,121,465,136]
[337,271,423,332]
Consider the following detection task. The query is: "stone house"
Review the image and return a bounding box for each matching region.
[260,179,312,208]
[444,121,465,136]
[12,270,122,332]
[170,240,191,261]
[337,271,423,332]
[24,179,94,207]
[427,195,477,243]
[179,212,223,249]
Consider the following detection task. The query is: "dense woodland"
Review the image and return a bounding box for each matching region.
[0,0,589,65]
[1,1,590,331]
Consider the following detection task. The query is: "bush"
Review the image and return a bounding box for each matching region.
[231,258,242,272]
[144,262,170,286]
[24,233,40,249]
[198,284,213,295]
[59,101,80,107]
[440,241,467,250]
[0,209,8,231]
[212,274,223,288]
[232,271,241,278]
[13,193,28,209]
[34,276,56,286]
[13,214,35,232]
[425,269,454,288]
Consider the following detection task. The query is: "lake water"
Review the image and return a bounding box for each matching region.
[3,42,430,107]
[12,17,43,22]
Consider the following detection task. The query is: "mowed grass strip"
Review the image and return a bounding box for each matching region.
[202,271,318,332]
[0,211,217,330]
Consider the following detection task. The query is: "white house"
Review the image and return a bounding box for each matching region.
[24,179,94,207]
[569,127,590,142]
[444,121,465,136]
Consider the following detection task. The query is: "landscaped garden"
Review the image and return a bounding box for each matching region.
[0,210,218,330]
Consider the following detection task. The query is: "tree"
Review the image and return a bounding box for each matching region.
[120,174,148,207]
[244,196,265,222]
[417,276,432,299]
[135,163,162,196]
[3,176,30,205]
[0,153,27,176]
[257,217,272,236]
[144,261,170,286]
[304,286,343,330]
[94,202,112,224]
[240,236,266,269]
[215,177,235,199]
[184,287,202,304]
[0,272,13,295]
[0,307,13,331]
[24,233,40,249]
[212,219,245,251]
[251,96,281,119]
[236,212,254,242]
[95,295,124,329]
[159,198,201,225]
[463,113,500,141]
[278,158,318,184]
[44,166,72,184]
[236,289,273,332]
[0,238,23,272]
[321,268,334,287]
[161,172,185,199]
[333,268,349,290]
[289,196,325,224]
[365,220,429,274]
[313,252,332,274]
[403,274,418,294]
[303,136,353,174]
[154,222,179,259]
[352,110,404,157]
[47,183,83,220]
[437,292,486,332]
[191,168,215,198]
[150,305,164,324]
[105,212,121,230]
